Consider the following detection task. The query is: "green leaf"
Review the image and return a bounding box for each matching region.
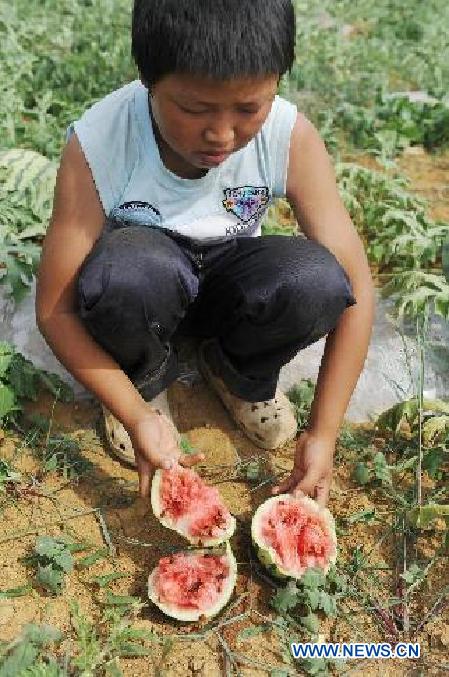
[35,536,60,559]
[0,584,32,600]
[0,343,14,378]
[0,640,39,677]
[406,504,449,529]
[373,452,392,485]
[237,624,271,642]
[423,448,446,479]
[327,567,348,593]
[352,462,371,485]
[272,582,299,614]
[400,563,424,585]
[24,656,66,676]
[422,416,449,447]
[347,508,376,524]
[0,384,17,421]
[65,542,91,554]
[0,459,21,489]
[104,659,124,677]
[376,399,419,434]
[23,624,62,646]
[318,591,337,617]
[38,372,73,403]
[301,569,326,589]
[180,437,195,455]
[442,236,449,283]
[304,587,321,611]
[104,593,141,607]
[53,549,74,573]
[300,612,320,634]
[77,548,109,569]
[299,657,330,676]
[36,564,64,595]
[116,643,152,657]
[245,460,261,481]
[93,572,127,588]
[7,353,40,401]
[35,537,73,570]
[376,398,449,437]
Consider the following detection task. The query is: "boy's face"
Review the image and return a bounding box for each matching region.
[149,73,279,179]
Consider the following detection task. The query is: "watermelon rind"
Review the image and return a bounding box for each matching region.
[151,468,236,546]
[147,543,238,622]
[251,494,337,580]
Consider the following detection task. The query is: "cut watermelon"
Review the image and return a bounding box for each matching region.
[251,494,337,579]
[151,466,236,546]
[148,544,237,621]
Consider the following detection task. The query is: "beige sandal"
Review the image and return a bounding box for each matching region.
[199,343,297,450]
[102,390,180,466]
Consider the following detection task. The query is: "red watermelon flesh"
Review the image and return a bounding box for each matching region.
[153,552,230,611]
[160,466,231,539]
[261,499,334,574]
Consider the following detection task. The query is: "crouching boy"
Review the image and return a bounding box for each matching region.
[36,0,375,505]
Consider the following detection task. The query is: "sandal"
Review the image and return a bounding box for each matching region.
[199,342,297,450]
[102,390,180,466]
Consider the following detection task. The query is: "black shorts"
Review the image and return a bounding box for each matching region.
[77,221,356,401]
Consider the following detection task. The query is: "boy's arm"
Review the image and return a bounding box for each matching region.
[36,135,150,430]
[273,114,375,505]
[36,136,203,496]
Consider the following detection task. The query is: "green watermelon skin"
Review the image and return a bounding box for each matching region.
[251,494,337,580]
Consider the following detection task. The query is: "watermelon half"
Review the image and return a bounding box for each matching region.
[251,494,337,580]
[151,466,236,546]
[148,544,237,621]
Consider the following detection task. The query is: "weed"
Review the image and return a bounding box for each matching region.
[0,342,73,426]
[23,536,76,595]
[21,411,94,481]
[0,149,57,301]
[42,433,94,481]
[338,92,449,159]
[70,599,157,675]
[336,162,449,319]
[269,568,348,675]
[287,379,316,429]
[0,624,63,676]
[0,458,21,492]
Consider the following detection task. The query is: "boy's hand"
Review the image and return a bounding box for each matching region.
[272,430,334,507]
[128,411,204,498]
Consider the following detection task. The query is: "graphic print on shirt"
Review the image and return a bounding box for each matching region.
[110,201,162,228]
[222,186,270,236]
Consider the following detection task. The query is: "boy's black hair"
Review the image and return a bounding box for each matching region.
[132,0,295,86]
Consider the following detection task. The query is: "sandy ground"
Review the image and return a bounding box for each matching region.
[0,149,448,675]
[1,377,448,676]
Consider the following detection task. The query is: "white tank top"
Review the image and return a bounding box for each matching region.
[68,80,297,240]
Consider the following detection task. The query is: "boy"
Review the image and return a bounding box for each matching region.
[36,0,375,506]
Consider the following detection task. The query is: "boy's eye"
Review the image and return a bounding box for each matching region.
[180,106,207,115]
[238,107,260,115]
[179,106,261,116]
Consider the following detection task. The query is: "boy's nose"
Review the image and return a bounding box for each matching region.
[203,120,235,148]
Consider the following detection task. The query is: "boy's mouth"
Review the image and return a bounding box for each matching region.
[197,151,231,166]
